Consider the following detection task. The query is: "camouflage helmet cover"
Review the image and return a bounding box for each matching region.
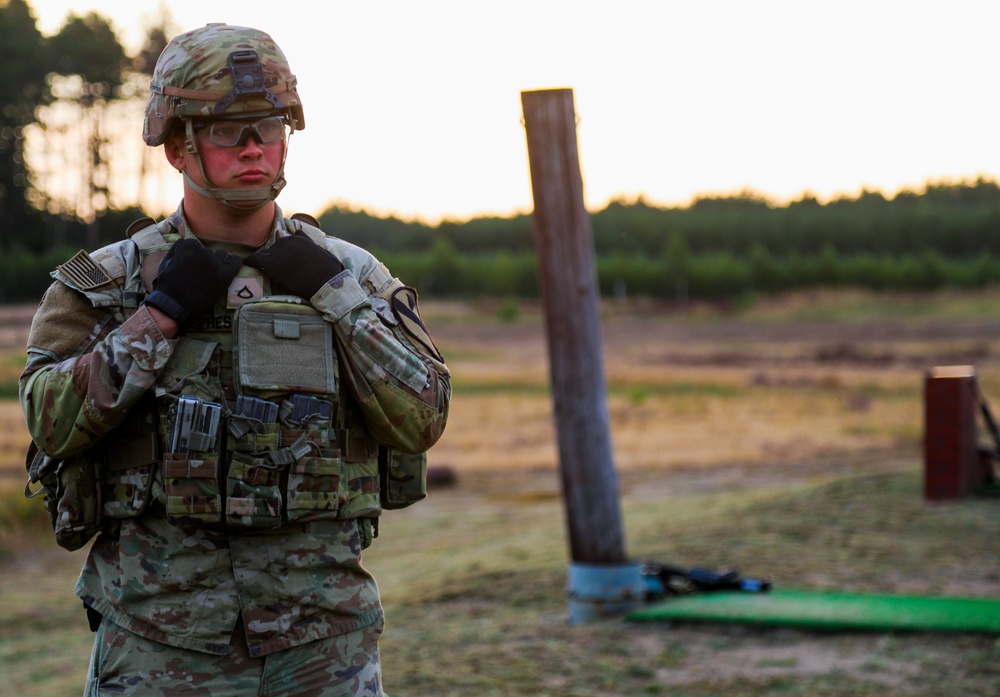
[144,24,304,146]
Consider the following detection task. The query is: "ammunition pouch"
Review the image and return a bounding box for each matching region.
[235,297,354,525]
[26,444,102,551]
[24,397,159,551]
[379,447,427,509]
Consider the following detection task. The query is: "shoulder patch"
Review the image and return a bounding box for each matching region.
[57,250,114,291]
[391,286,444,363]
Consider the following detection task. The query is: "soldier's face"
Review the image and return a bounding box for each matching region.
[166,125,285,204]
[192,125,285,194]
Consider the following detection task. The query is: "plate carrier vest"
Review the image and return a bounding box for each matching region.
[26,215,427,551]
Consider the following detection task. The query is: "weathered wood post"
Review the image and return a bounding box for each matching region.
[520,88,644,622]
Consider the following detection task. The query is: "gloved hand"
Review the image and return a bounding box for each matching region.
[244,231,345,298]
[145,238,243,322]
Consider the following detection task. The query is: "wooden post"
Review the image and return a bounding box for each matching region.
[521,87,624,563]
[521,88,642,621]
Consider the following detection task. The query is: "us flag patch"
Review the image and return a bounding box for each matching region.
[58,250,113,290]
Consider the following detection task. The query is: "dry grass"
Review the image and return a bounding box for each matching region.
[0,401,28,468]
[428,292,955,474]
[434,384,920,473]
[2,290,1000,696]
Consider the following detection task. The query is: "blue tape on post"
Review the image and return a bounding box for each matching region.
[567,562,646,624]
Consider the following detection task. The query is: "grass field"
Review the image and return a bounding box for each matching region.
[2,289,1000,696]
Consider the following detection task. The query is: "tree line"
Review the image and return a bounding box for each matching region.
[319,178,1000,259]
[309,179,1000,301]
[5,178,1000,304]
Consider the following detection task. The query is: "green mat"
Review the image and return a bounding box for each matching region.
[627,590,1000,634]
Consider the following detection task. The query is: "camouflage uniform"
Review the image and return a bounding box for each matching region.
[87,615,383,696]
[20,23,450,697]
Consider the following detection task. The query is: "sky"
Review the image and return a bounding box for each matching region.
[28,0,1000,224]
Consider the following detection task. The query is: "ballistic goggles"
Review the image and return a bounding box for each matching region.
[193,115,289,147]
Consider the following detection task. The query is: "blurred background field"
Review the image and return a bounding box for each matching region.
[2,290,999,696]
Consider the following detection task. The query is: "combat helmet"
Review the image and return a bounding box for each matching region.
[144,24,304,209]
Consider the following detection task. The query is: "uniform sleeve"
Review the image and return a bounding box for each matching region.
[310,268,450,454]
[19,281,174,458]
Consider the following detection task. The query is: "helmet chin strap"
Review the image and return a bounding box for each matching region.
[182,119,290,212]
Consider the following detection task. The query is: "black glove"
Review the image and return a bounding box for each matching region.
[145,238,243,322]
[244,231,345,298]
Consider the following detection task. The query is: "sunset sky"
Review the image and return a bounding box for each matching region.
[29,0,1000,223]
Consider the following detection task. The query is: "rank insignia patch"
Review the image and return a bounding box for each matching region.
[227,275,264,308]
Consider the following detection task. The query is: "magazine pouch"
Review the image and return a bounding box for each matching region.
[163,395,223,526]
[158,337,225,526]
[233,297,342,524]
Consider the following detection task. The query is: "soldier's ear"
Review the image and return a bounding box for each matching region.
[163,134,187,172]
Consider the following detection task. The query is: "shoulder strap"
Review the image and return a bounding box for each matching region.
[128,218,173,294]
[288,213,328,248]
[290,212,321,229]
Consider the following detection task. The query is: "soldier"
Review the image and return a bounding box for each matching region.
[20,23,450,696]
